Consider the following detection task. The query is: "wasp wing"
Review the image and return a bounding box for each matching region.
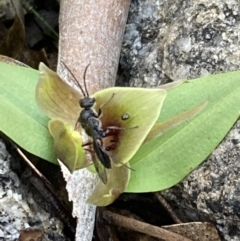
[87,119,110,184]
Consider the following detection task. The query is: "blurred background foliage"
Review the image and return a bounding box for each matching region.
[0,0,59,69]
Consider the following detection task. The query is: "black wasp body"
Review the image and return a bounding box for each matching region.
[79,96,111,169]
[79,96,101,137]
[62,62,112,184]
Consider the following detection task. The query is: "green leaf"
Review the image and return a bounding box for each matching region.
[93,87,167,165]
[4,59,239,202]
[36,63,81,127]
[36,63,167,172]
[36,63,167,204]
[87,162,131,206]
[144,100,208,143]
[0,61,57,164]
[126,71,240,192]
[48,119,86,172]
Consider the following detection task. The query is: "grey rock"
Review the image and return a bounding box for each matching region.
[162,120,240,241]
[0,0,15,20]
[119,0,240,87]
[0,139,66,241]
[119,0,240,240]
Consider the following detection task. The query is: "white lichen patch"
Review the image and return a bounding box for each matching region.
[0,140,66,241]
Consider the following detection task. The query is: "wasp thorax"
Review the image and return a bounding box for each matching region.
[80,97,95,108]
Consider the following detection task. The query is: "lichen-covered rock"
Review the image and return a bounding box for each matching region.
[0,140,66,241]
[119,0,240,240]
[119,0,240,87]
[162,120,240,241]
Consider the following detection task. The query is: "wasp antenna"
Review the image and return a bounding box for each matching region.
[61,61,87,97]
[83,63,91,97]
[116,161,135,171]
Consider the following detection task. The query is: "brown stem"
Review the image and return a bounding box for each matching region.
[13,145,76,236]
[57,1,131,241]
[58,0,131,94]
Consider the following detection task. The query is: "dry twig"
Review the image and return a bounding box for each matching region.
[102,209,193,241]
